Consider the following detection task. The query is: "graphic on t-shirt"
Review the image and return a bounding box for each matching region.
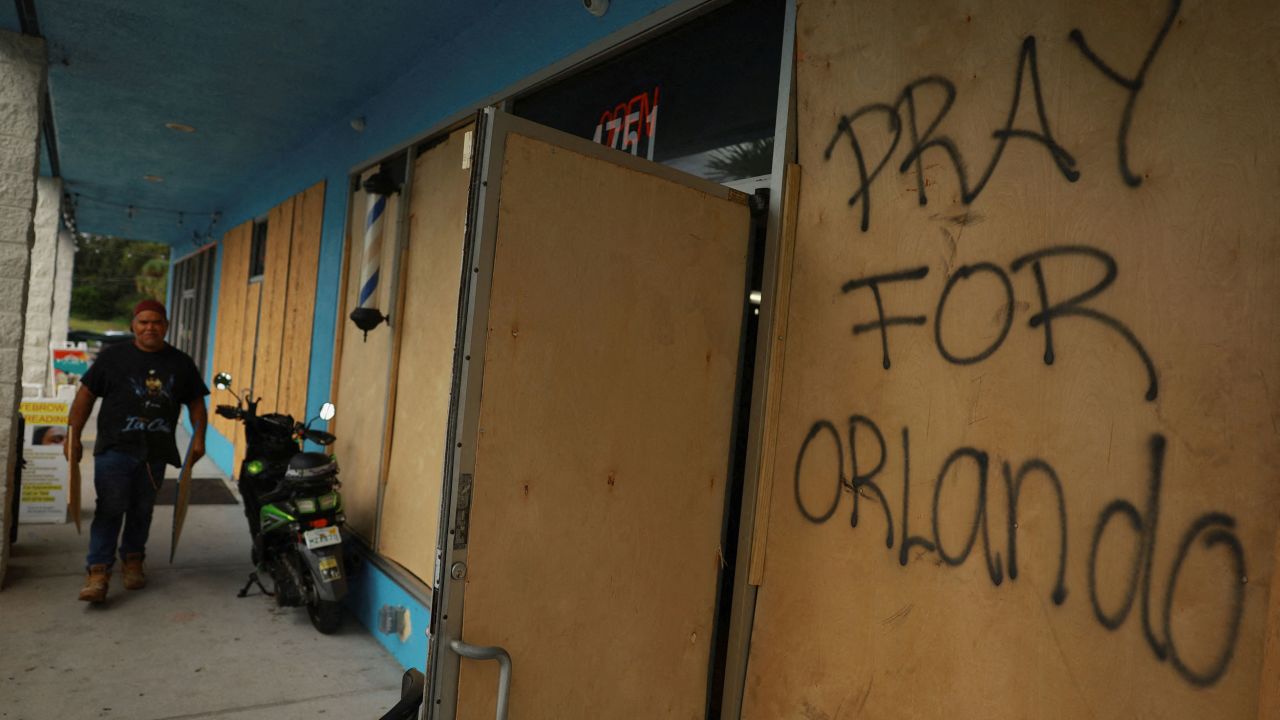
[120,369,176,434]
[132,369,173,411]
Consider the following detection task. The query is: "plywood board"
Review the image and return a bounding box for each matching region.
[233,282,262,474]
[252,197,296,415]
[379,126,472,584]
[743,1,1280,719]
[210,221,252,442]
[279,181,325,421]
[330,182,400,542]
[1262,528,1280,719]
[456,133,749,720]
[748,164,801,587]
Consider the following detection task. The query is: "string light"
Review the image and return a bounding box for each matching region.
[63,191,224,246]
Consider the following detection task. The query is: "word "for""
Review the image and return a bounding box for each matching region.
[843,244,1158,402]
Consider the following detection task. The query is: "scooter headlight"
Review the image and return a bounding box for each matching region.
[318,492,338,510]
[295,497,317,514]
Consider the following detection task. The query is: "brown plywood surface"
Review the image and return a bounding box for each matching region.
[279,181,325,421]
[210,221,251,443]
[743,2,1280,719]
[456,133,749,720]
[748,164,801,587]
[252,193,296,415]
[253,197,296,414]
[330,182,399,542]
[232,282,262,474]
[379,126,472,583]
[1263,528,1280,719]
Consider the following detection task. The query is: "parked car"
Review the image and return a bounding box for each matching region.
[67,329,133,346]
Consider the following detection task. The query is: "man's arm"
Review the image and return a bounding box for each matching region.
[65,385,96,463]
[187,397,207,463]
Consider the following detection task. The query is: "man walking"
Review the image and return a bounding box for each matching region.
[66,299,209,603]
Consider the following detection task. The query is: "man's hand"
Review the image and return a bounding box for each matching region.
[187,398,208,465]
[66,385,96,466]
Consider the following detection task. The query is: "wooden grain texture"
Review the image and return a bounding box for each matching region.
[233,282,262,474]
[279,181,325,421]
[329,189,355,435]
[210,221,252,442]
[456,133,749,720]
[1263,527,1280,719]
[748,164,801,587]
[379,126,472,584]
[253,196,296,415]
[329,181,400,542]
[743,1,1280,719]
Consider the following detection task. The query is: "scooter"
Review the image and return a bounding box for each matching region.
[212,372,349,634]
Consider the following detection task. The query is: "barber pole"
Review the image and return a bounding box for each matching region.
[359,190,386,311]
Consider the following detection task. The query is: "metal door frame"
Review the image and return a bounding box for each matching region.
[426,107,751,719]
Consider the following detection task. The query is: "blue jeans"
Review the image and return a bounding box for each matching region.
[86,450,166,569]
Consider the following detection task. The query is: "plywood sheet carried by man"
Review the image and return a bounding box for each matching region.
[743,1,1280,718]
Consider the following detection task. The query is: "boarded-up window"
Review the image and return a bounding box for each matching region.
[377,126,472,583]
[210,181,325,469]
[330,171,400,542]
[743,1,1280,718]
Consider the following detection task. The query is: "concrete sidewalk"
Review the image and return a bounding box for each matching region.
[0,422,405,719]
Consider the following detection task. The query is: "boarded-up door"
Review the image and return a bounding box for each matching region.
[743,1,1280,719]
[429,111,752,719]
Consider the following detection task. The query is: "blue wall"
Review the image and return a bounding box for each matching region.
[346,547,431,672]
[190,0,687,672]
[201,0,682,474]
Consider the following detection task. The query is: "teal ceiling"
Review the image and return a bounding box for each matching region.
[0,1,486,244]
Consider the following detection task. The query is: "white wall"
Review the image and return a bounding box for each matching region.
[0,29,46,588]
[22,176,61,392]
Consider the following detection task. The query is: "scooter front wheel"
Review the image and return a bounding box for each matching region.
[308,598,342,634]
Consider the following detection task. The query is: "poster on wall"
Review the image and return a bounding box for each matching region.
[50,342,91,396]
[18,399,70,524]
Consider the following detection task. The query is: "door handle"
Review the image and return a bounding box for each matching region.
[448,639,512,720]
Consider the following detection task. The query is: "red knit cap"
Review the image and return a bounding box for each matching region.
[133,299,167,318]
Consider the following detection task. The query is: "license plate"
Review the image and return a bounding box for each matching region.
[318,554,342,582]
[304,526,341,549]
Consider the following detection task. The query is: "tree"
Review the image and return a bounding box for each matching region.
[706,138,774,183]
[135,256,169,301]
[70,236,170,326]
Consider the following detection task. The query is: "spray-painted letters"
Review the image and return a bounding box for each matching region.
[823,1,1181,231]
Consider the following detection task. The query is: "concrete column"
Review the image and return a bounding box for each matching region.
[0,29,47,589]
[22,176,61,392]
[50,226,74,347]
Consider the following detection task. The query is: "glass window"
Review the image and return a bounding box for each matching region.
[248,219,267,281]
[170,245,216,377]
[512,0,784,184]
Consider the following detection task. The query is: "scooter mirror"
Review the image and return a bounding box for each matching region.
[319,402,336,421]
[213,372,232,390]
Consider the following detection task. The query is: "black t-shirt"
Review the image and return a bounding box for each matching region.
[81,343,210,466]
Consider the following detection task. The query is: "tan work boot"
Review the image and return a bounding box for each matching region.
[121,553,147,590]
[78,564,110,603]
